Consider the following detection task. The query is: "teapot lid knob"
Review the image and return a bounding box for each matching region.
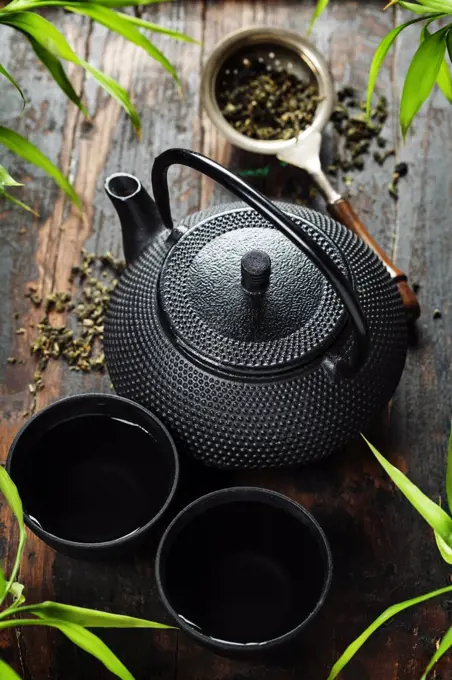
[241,250,271,293]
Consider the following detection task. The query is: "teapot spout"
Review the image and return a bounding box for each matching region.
[105,173,163,264]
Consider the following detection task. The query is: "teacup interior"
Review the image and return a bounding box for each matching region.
[9,397,177,544]
[161,498,328,644]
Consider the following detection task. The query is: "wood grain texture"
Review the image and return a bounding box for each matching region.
[1,1,451,679]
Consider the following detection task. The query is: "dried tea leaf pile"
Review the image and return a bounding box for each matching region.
[29,250,124,374]
[219,70,406,199]
[218,59,321,141]
[18,250,124,414]
[328,87,393,178]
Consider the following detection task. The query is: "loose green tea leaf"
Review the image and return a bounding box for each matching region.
[0,658,22,680]
[27,601,172,628]
[0,63,26,109]
[29,38,89,117]
[0,127,81,209]
[447,424,452,513]
[327,585,452,680]
[66,3,179,84]
[421,625,452,679]
[400,26,448,138]
[366,14,442,119]
[308,0,329,34]
[218,62,320,141]
[81,61,141,137]
[364,436,452,545]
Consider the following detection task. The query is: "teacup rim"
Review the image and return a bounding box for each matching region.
[6,392,180,552]
[155,485,333,653]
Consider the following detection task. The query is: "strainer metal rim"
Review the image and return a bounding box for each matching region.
[201,26,335,156]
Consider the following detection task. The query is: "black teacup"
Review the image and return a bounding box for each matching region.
[156,487,332,656]
[7,393,179,556]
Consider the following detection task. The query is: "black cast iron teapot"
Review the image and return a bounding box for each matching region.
[104,149,407,469]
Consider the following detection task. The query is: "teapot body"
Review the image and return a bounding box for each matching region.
[104,201,407,469]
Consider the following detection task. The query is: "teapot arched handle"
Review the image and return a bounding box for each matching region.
[151,148,370,373]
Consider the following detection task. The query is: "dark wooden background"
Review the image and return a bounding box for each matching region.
[1,1,452,678]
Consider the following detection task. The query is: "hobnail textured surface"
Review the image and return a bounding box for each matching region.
[104,202,407,469]
[159,208,348,371]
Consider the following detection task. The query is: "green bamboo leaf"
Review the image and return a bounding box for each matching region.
[29,38,90,117]
[0,63,26,110]
[308,0,329,34]
[118,13,198,44]
[0,566,6,600]
[7,585,26,609]
[448,27,452,60]
[366,13,443,119]
[0,658,22,680]
[399,1,446,13]
[0,126,81,209]
[69,0,169,5]
[400,26,448,138]
[1,0,83,9]
[66,3,179,84]
[435,530,452,563]
[447,424,452,513]
[420,17,447,40]
[421,625,452,679]
[0,188,37,214]
[10,582,25,604]
[0,8,141,131]
[0,11,79,62]
[0,618,134,680]
[0,466,23,530]
[2,0,168,8]
[0,164,22,187]
[80,60,141,136]
[363,436,452,545]
[417,0,452,10]
[0,466,27,607]
[96,0,169,4]
[421,23,452,102]
[53,621,134,680]
[327,585,452,680]
[25,601,172,629]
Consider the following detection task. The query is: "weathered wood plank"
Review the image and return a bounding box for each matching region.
[389,6,452,678]
[1,1,451,679]
[0,2,203,677]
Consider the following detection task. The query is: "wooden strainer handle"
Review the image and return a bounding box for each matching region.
[329,198,420,323]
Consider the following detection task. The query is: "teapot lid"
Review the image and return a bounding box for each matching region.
[158,205,350,375]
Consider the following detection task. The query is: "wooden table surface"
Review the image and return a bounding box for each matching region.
[1,1,452,678]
